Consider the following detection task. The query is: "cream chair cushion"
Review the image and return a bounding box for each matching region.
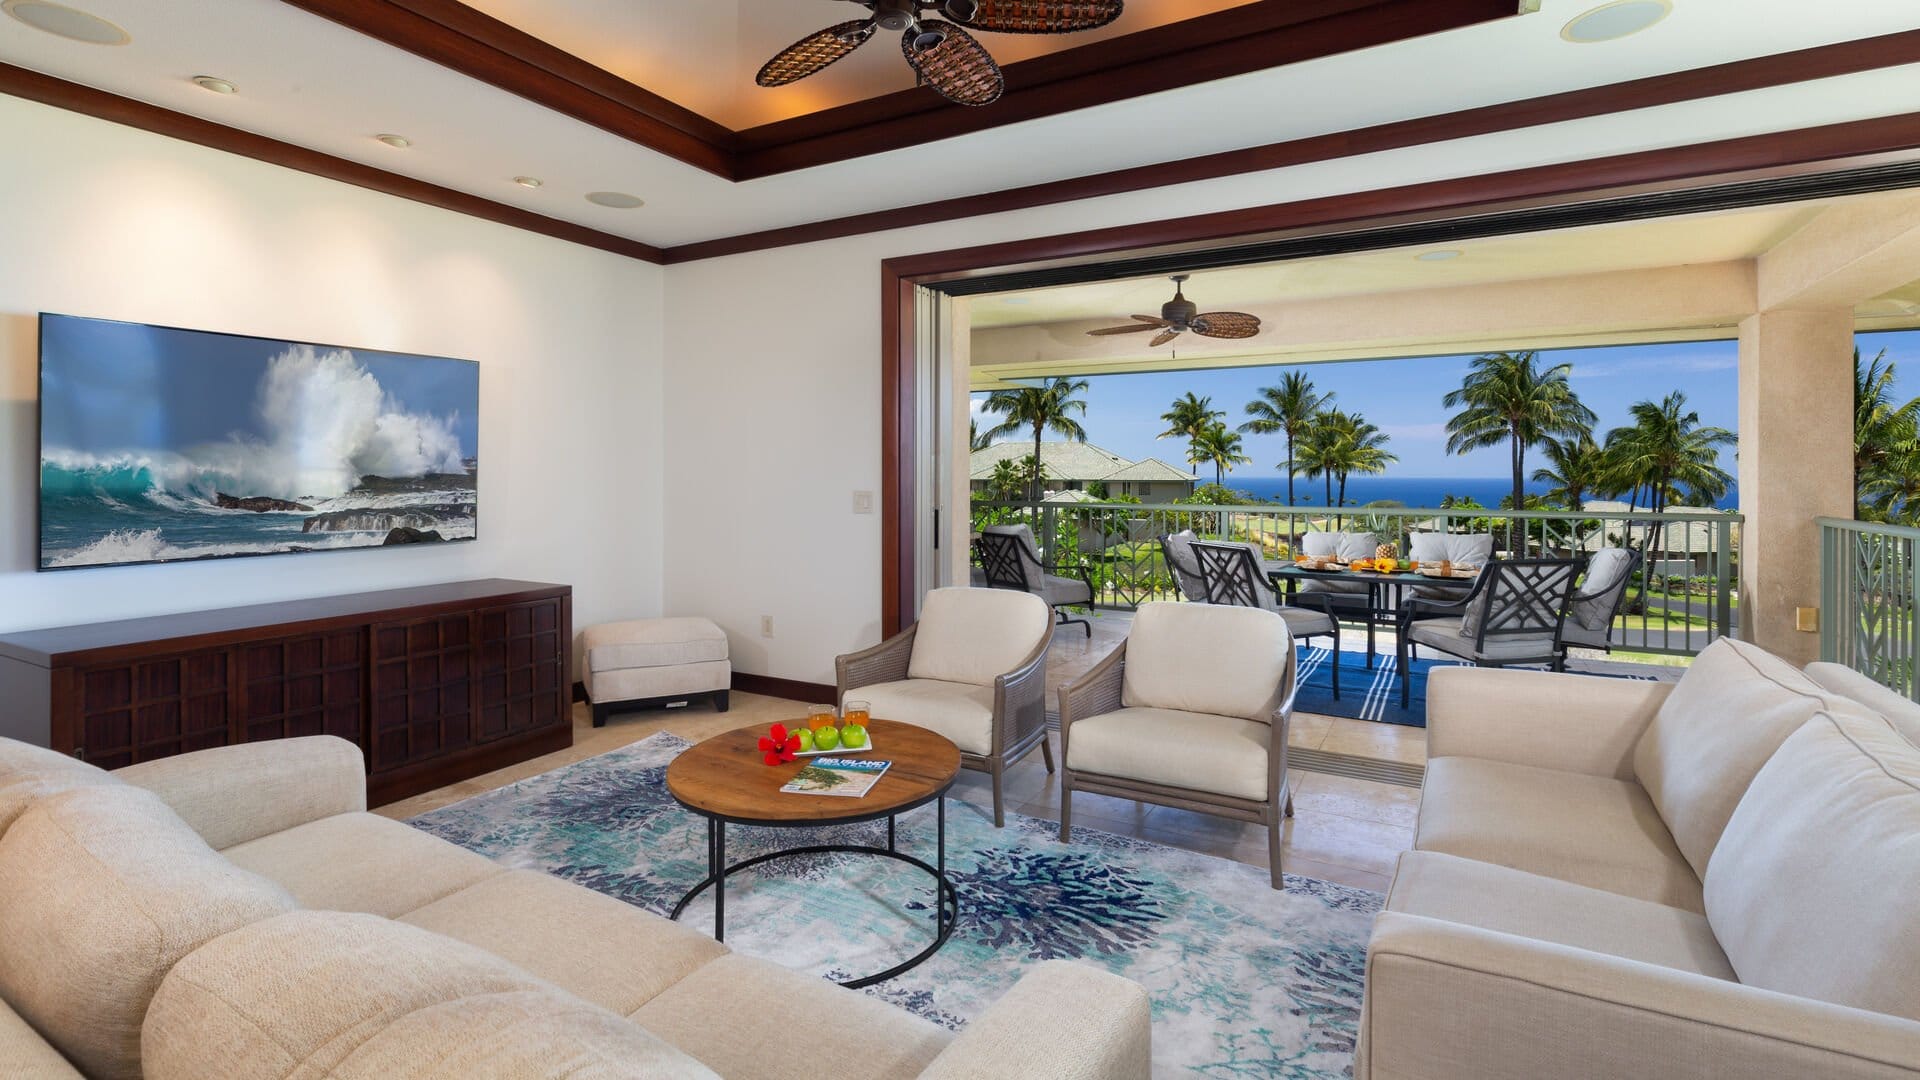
[1408,532,1493,567]
[1415,756,1703,912]
[1570,546,1636,631]
[1704,709,1920,1021]
[1121,601,1291,721]
[142,910,716,1080]
[906,586,1051,687]
[0,994,81,1079]
[222,811,504,918]
[0,785,295,1080]
[851,678,994,755]
[1804,661,1920,746]
[0,735,120,834]
[1632,637,1851,878]
[1066,705,1270,801]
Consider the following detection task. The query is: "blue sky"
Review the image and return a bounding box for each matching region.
[40,314,478,457]
[974,329,1920,481]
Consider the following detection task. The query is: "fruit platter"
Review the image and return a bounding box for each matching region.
[756,715,874,765]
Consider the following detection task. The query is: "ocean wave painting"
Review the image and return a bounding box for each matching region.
[38,314,478,570]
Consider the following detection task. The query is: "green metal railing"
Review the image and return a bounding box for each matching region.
[972,499,1741,656]
[1818,516,1920,700]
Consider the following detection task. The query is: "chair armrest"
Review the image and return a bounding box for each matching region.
[1058,642,1126,736]
[114,736,366,850]
[918,961,1151,1080]
[1359,912,1920,1080]
[1424,667,1670,779]
[1399,594,1469,621]
[995,635,1052,755]
[836,625,917,697]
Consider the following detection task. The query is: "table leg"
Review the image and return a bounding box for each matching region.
[888,815,896,852]
[937,796,946,880]
[1366,582,1379,669]
[714,820,726,943]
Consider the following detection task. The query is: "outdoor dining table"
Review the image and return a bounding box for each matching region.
[1265,561,1479,668]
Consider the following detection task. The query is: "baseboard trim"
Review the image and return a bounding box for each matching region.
[732,672,836,704]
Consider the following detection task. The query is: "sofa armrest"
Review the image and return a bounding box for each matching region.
[1425,667,1672,780]
[1359,912,1920,1080]
[919,961,1151,1080]
[837,626,917,698]
[114,735,366,850]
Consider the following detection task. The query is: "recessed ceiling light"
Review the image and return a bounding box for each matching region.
[1414,250,1464,262]
[190,75,237,95]
[585,191,644,209]
[1561,0,1672,43]
[513,176,543,189]
[374,133,411,149]
[3,0,130,45]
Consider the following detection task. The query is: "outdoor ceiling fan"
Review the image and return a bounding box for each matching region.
[1086,275,1262,347]
[755,0,1123,107]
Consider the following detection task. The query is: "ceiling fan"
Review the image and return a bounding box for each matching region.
[1085,275,1261,347]
[756,0,1124,107]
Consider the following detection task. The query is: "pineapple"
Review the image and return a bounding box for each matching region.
[1375,542,1397,562]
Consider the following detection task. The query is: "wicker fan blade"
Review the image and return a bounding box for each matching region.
[903,21,1003,106]
[756,20,874,87]
[1129,314,1170,324]
[1189,311,1262,339]
[1149,329,1181,347]
[1087,323,1161,337]
[949,0,1124,34]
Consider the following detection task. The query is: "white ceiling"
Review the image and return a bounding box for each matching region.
[2,0,1918,249]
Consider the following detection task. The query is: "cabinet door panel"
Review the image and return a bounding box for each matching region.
[475,598,567,744]
[370,613,475,772]
[242,630,366,747]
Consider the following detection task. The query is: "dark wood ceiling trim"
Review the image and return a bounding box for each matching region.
[662,30,1920,263]
[0,63,664,263]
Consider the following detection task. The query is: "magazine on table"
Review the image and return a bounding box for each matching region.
[781,758,891,797]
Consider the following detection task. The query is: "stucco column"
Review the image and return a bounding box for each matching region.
[1736,309,1855,664]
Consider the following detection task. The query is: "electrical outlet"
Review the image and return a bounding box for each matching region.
[852,490,874,514]
[761,615,774,638]
[1795,607,1819,633]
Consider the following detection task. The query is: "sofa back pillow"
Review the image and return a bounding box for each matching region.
[1704,708,1920,1020]
[907,586,1051,687]
[1121,601,1293,721]
[0,785,294,1079]
[1804,661,1920,747]
[1632,637,1845,879]
[0,736,119,835]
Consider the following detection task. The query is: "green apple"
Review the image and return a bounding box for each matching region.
[794,728,815,753]
[840,724,868,750]
[813,725,841,751]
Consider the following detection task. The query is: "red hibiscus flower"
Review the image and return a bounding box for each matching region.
[758,723,801,766]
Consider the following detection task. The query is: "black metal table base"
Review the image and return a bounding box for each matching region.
[668,797,958,989]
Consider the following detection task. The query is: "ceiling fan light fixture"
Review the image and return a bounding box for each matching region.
[942,0,980,23]
[911,27,948,52]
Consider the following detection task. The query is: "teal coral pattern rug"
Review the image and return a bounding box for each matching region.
[410,734,1381,1078]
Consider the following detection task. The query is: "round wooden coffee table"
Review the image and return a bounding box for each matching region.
[664,718,961,988]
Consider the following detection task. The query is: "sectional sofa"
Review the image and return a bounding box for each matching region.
[1358,638,1920,1078]
[0,734,1150,1079]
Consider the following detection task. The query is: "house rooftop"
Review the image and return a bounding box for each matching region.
[968,440,1133,482]
[1099,457,1195,483]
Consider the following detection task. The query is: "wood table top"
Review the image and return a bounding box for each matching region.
[665,718,961,825]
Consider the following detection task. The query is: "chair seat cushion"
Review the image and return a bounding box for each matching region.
[583,618,728,671]
[0,995,80,1078]
[1275,605,1336,637]
[1408,617,1559,662]
[400,869,728,1017]
[1037,574,1093,606]
[1558,620,1612,649]
[1297,577,1371,596]
[1416,756,1702,912]
[1066,705,1270,802]
[222,811,504,918]
[1387,851,1733,979]
[855,679,994,756]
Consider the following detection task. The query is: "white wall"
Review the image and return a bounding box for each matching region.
[0,95,666,644]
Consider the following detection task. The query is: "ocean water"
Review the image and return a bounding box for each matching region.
[1210,474,1738,510]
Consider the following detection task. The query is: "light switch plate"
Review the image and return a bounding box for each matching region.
[852,490,874,514]
[1795,607,1819,633]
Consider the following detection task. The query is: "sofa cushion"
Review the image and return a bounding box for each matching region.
[142,910,715,1080]
[1705,709,1920,1021]
[1066,705,1272,802]
[0,995,82,1079]
[853,678,994,755]
[0,785,295,1080]
[1121,601,1291,721]
[1386,851,1733,979]
[1804,661,1920,746]
[632,953,950,1080]
[1415,756,1702,912]
[584,617,729,671]
[115,735,366,851]
[0,736,119,835]
[907,586,1051,687]
[222,811,503,918]
[400,869,728,1016]
[1632,637,1850,879]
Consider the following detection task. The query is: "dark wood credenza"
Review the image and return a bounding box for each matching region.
[0,579,572,805]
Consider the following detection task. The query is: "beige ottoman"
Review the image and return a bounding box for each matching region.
[583,618,731,727]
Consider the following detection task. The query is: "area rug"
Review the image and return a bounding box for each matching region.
[1293,647,1457,727]
[410,733,1382,1078]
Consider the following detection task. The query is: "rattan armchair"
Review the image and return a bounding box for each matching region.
[1057,602,1297,890]
[835,587,1055,827]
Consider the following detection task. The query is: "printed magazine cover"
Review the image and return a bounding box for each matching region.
[781,758,891,797]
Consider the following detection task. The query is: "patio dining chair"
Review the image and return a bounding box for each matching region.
[1191,539,1341,700]
[1395,556,1585,707]
[1559,546,1641,654]
[1406,532,1495,602]
[976,524,1095,637]
[1157,529,1211,602]
[1291,531,1379,624]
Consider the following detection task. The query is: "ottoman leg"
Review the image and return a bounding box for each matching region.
[712,689,730,713]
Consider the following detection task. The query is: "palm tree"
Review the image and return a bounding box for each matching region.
[1318,410,1398,512]
[1532,433,1607,512]
[1191,421,1252,485]
[981,377,1091,503]
[1240,372,1331,506]
[1443,350,1595,549]
[1855,347,1920,521]
[1606,393,1735,550]
[1294,414,1342,508]
[985,457,1029,501]
[1159,393,1225,478]
[968,417,994,453]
